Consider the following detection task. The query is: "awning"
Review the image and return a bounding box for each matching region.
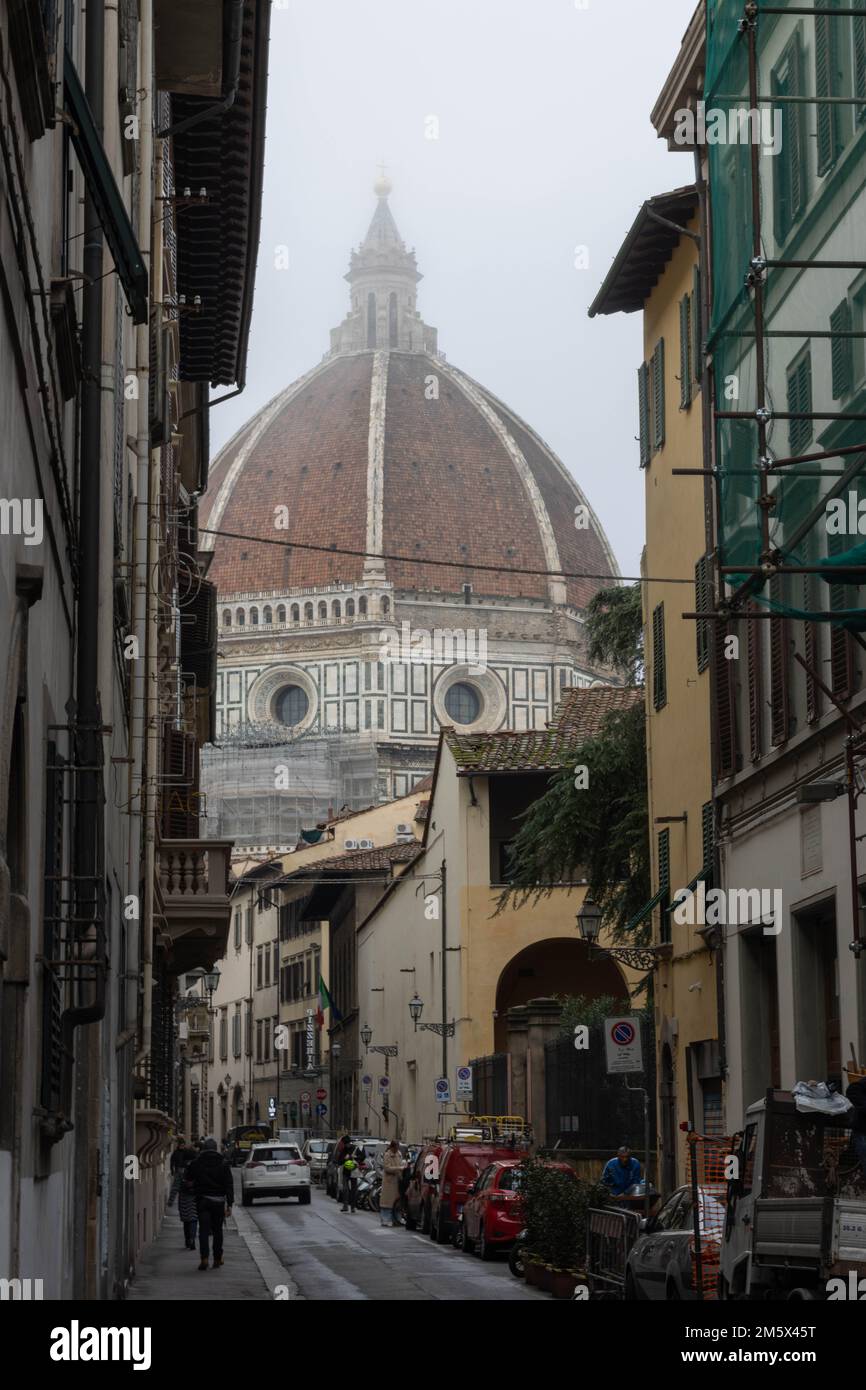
[667,866,713,914]
[64,51,148,324]
[622,886,666,934]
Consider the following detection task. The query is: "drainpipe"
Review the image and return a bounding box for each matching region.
[156,0,245,138]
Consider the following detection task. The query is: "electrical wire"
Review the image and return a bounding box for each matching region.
[198,526,695,586]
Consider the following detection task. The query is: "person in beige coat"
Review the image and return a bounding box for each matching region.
[380,1140,404,1226]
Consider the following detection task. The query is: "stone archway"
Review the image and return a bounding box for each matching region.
[493,938,627,1052]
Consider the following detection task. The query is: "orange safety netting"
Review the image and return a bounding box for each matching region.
[685,1133,736,1300]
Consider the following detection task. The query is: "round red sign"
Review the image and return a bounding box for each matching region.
[316,1088,327,1101]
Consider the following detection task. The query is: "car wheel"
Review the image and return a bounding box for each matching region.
[241,1192,252,1207]
[453,1225,464,1252]
[404,1210,417,1231]
[624,1270,640,1301]
[477,1226,493,1261]
[507,1242,524,1278]
[420,1202,431,1235]
[299,1188,311,1205]
[463,1224,475,1255]
[431,1212,447,1245]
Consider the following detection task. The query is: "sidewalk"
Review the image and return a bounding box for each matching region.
[128,1200,298,1301]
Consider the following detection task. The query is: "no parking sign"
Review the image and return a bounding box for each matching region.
[604,1016,643,1075]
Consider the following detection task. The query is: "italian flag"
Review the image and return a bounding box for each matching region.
[317,975,342,1027]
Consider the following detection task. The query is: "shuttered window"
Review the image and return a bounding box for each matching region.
[692,264,703,384]
[657,828,671,944]
[652,602,667,710]
[41,741,65,1114]
[773,32,807,243]
[855,13,866,119]
[714,622,738,779]
[652,338,665,450]
[747,606,763,762]
[830,298,853,400]
[679,295,692,409]
[701,802,714,873]
[787,350,812,457]
[638,362,651,467]
[695,555,712,673]
[828,532,856,699]
[161,726,199,837]
[803,568,822,723]
[816,2,843,175]
[769,577,791,747]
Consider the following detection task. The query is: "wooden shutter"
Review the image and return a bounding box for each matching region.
[747,605,763,762]
[657,828,671,944]
[830,298,853,400]
[714,621,738,779]
[773,33,807,242]
[803,568,822,723]
[652,602,667,710]
[855,13,866,118]
[679,295,692,409]
[638,362,651,467]
[828,532,856,699]
[692,265,703,384]
[816,5,842,175]
[701,802,714,873]
[695,556,712,674]
[787,351,812,457]
[652,339,665,451]
[161,724,199,837]
[769,577,790,746]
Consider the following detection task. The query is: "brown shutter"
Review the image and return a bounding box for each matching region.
[747,606,763,762]
[803,569,822,723]
[714,621,738,778]
[769,578,790,747]
[161,724,199,838]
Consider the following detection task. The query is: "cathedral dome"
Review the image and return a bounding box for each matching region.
[199,185,618,611]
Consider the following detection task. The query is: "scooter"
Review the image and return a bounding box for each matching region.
[356,1163,382,1212]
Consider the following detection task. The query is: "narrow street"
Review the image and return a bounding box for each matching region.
[245,1185,546,1301]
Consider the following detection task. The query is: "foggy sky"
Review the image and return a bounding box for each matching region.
[210,0,700,581]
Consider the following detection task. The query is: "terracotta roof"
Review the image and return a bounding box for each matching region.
[548,685,642,738]
[199,348,618,606]
[273,840,420,882]
[442,686,641,773]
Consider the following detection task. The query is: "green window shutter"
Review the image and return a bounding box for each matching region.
[773,32,807,243]
[652,602,667,711]
[816,3,843,174]
[788,32,806,221]
[855,14,866,120]
[638,362,651,467]
[692,265,703,384]
[830,298,853,399]
[679,295,692,409]
[652,338,665,451]
[701,802,714,874]
[695,555,712,674]
[786,351,812,456]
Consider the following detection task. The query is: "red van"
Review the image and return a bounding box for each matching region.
[403,1141,445,1233]
[429,1140,524,1245]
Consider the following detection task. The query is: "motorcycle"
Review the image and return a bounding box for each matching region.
[508,1228,528,1279]
[356,1163,382,1212]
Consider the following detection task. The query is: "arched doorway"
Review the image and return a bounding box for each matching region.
[493,938,627,1052]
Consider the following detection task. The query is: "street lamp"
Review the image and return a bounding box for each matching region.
[408,992,454,1037]
[204,964,221,999]
[576,895,664,972]
[360,1022,372,1049]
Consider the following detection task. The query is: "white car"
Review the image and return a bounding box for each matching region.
[241,1143,311,1206]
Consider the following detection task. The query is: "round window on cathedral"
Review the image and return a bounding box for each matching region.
[444,681,482,726]
[275,684,310,728]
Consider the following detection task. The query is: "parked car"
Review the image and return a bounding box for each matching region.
[224,1123,273,1167]
[240,1142,311,1206]
[429,1139,526,1245]
[403,1141,445,1232]
[625,1185,726,1300]
[462,1159,578,1260]
[303,1138,335,1181]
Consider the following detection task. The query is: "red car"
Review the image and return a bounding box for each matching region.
[403,1141,444,1233]
[462,1159,578,1260]
[429,1141,525,1245]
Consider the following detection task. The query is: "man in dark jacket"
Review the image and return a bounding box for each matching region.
[185,1137,234,1269]
[846,1076,866,1177]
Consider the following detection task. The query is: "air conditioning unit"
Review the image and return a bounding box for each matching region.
[344,839,359,850]
[395,833,415,844]
[357,838,374,850]
[395,823,413,835]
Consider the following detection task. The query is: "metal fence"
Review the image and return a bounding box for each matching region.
[544,1020,656,1151]
[470,1052,509,1115]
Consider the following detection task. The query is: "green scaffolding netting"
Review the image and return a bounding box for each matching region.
[705,0,866,625]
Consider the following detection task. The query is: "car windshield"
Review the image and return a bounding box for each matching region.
[308,1141,330,1153]
[254,1147,299,1161]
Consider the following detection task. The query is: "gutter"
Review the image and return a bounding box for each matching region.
[156,0,245,139]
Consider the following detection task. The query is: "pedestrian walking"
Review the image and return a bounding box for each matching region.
[167,1137,188,1207]
[340,1141,366,1213]
[171,1138,198,1244]
[379,1140,404,1226]
[184,1136,234,1270]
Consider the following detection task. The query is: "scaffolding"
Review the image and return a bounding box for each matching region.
[689,0,866,955]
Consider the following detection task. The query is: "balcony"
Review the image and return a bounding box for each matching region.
[157,838,234,975]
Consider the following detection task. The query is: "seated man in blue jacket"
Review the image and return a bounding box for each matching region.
[601,1145,642,1197]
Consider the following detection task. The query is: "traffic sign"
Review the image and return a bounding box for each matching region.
[301,1100,311,1113]
[362,1074,373,1090]
[604,1016,643,1075]
[456,1066,472,1098]
[434,1076,451,1104]
[300,1091,311,1102]
[316,1103,327,1117]
[316,1087,327,1101]
[378,1075,390,1094]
